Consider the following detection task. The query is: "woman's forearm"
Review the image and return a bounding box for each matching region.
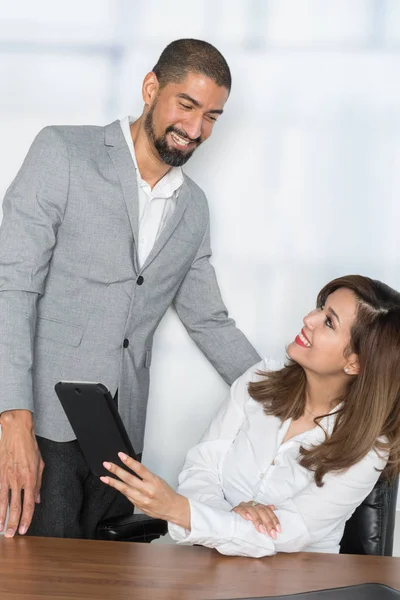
[168,494,191,530]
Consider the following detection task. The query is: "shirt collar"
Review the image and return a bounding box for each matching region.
[119,115,184,198]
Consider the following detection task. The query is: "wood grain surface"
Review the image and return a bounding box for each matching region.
[1,536,400,600]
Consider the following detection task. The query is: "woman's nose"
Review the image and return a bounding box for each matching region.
[303,311,316,329]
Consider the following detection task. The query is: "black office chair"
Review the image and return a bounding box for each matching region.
[339,474,399,555]
[97,475,399,554]
[97,511,168,543]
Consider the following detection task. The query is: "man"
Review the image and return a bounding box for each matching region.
[0,39,260,539]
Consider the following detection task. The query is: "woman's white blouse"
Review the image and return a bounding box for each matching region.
[168,359,387,558]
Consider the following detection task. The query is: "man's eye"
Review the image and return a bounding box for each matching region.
[205,115,217,123]
[180,103,192,110]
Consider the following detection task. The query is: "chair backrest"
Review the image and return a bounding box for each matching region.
[339,475,399,555]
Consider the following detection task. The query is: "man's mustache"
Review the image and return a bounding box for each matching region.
[165,125,201,145]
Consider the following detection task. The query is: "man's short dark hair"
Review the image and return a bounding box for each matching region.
[152,39,231,92]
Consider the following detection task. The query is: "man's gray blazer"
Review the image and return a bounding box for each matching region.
[0,121,260,453]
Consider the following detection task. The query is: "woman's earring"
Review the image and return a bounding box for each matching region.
[344,367,349,374]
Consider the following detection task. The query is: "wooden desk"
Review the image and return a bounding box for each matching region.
[1,536,400,600]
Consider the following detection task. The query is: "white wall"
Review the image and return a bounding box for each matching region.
[1,1,400,510]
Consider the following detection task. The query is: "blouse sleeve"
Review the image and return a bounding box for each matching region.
[168,361,263,535]
[273,447,387,554]
[169,362,387,557]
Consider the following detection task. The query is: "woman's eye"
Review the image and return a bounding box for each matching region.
[325,316,333,329]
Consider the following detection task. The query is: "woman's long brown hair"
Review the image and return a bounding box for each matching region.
[248,275,400,486]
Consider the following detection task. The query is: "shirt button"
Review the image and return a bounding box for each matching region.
[259,473,264,479]
[137,276,144,285]
[123,338,129,348]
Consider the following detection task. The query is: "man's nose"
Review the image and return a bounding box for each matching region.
[183,115,203,141]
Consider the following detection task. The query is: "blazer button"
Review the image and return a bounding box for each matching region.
[137,276,144,285]
[123,338,129,348]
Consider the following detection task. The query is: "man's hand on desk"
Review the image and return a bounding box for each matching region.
[232,501,281,539]
[100,453,191,530]
[0,409,44,538]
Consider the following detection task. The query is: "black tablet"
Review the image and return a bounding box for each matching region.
[55,381,139,478]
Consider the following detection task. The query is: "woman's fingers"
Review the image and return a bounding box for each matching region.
[102,456,147,490]
[233,502,281,538]
[255,506,280,537]
[118,453,153,480]
[100,473,140,506]
[100,472,159,517]
[248,507,276,537]
[258,504,281,533]
[100,456,166,517]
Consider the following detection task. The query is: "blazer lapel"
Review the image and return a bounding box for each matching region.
[104,121,139,270]
[104,120,191,273]
[140,179,190,272]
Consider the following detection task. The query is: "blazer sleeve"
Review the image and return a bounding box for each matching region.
[173,221,261,385]
[0,126,70,414]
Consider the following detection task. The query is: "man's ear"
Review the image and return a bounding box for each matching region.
[142,72,159,106]
[344,353,360,376]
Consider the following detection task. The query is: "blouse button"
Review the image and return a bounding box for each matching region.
[259,473,265,479]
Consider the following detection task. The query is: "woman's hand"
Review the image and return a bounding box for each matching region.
[232,501,281,539]
[100,453,190,529]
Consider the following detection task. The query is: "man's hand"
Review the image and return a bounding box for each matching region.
[100,453,191,530]
[232,501,281,539]
[0,410,44,537]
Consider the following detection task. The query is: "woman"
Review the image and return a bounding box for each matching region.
[100,275,400,557]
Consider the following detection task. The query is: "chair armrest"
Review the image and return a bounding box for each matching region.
[96,513,168,543]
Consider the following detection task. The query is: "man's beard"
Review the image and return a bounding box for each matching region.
[144,103,201,167]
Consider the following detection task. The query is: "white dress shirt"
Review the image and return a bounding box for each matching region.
[169,359,387,558]
[120,116,184,268]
